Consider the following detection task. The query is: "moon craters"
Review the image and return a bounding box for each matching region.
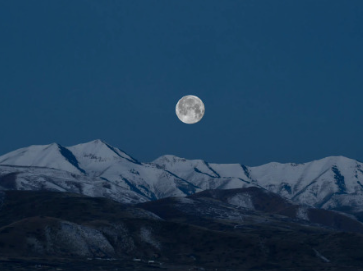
[176,95,205,124]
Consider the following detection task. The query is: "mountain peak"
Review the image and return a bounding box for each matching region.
[68,140,139,165]
[86,139,108,145]
[315,155,355,165]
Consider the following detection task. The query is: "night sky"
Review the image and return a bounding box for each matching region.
[0,1,362,166]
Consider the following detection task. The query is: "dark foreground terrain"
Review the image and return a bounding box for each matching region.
[1,257,363,271]
[0,189,363,271]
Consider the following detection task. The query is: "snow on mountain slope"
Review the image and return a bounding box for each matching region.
[1,140,363,211]
[0,165,147,203]
[153,155,219,178]
[248,156,363,208]
[153,155,253,190]
[0,141,200,202]
[68,139,139,170]
[68,140,200,199]
[153,155,363,209]
[0,143,85,175]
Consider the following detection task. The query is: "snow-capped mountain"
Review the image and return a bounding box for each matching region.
[1,140,363,213]
[0,140,199,203]
[153,155,363,211]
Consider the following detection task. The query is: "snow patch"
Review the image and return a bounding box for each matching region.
[227,193,254,210]
[313,248,330,263]
[296,206,309,220]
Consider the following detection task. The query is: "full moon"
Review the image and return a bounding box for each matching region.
[176,95,205,124]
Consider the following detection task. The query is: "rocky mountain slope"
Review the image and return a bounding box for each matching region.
[139,187,363,234]
[1,189,363,270]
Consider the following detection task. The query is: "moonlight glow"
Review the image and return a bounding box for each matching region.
[175,95,205,124]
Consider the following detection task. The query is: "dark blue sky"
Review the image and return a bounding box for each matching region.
[0,1,362,166]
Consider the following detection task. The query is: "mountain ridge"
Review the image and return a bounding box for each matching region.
[1,140,363,220]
